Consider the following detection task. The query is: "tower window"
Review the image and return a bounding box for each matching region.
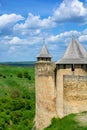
[81,64,83,69]
[64,64,66,69]
[72,64,75,71]
[86,65,87,70]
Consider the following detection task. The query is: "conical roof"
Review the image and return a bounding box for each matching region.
[37,43,51,58]
[56,38,87,64]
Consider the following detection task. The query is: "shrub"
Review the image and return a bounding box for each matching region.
[3,75,6,78]
[11,99,25,110]
[24,72,31,80]
[28,75,31,80]
[11,89,20,99]
[11,111,22,124]
[17,72,23,78]
[24,72,29,78]
[0,73,3,77]
[10,74,13,77]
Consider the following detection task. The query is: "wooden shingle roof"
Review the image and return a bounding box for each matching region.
[56,38,87,64]
[37,43,52,58]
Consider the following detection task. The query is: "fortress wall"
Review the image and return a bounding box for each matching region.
[56,64,87,118]
[35,62,56,130]
[63,75,87,116]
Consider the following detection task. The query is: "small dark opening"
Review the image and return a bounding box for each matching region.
[57,65,60,69]
[81,64,83,69]
[86,65,87,70]
[64,64,66,69]
[72,64,75,71]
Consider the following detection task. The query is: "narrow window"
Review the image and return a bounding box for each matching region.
[81,64,83,69]
[64,64,66,69]
[86,65,87,70]
[72,64,75,71]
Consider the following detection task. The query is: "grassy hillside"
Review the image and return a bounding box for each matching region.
[44,112,87,130]
[0,65,35,130]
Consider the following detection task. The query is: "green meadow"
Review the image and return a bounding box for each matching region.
[0,65,35,130]
[44,112,87,130]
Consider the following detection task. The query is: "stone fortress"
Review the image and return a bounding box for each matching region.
[35,37,87,130]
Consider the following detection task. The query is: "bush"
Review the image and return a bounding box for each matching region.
[11,99,25,111]
[11,89,20,99]
[11,111,22,124]
[24,72,29,78]
[10,74,13,77]
[3,75,6,78]
[0,73,3,77]
[28,75,31,80]
[17,72,23,78]
[24,72,31,80]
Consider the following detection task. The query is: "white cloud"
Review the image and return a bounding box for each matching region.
[9,37,22,44]
[82,28,87,34]
[0,14,24,28]
[53,0,87,23]
[47,30,81,43]
[79,35,87,42]
[13,13,56,35]
[7,36,42,45]
[21,29,41,36]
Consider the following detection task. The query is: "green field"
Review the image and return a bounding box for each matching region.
[0,65,35,130]
[44,112,87,130]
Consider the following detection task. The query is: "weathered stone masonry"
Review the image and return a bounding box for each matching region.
[35,38,87,130]
[35,62,56,130]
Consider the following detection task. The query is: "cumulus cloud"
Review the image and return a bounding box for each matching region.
[13,13,56,36]
[0,0,87,62]
[47,30,81,43]
[9,37,22,44]
[82,28,87,34]
[0,14,24,28]
[53,0,87,23]
[79,35,87,42]
[4,36,42,45]
[0,14,24,36]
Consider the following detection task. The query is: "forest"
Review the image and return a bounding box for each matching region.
[0,65,35,130]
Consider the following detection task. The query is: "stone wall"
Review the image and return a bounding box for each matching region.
[63,75,87,116]
[56,64,87,118]
[35,62,56,130]
[35,63,87,129]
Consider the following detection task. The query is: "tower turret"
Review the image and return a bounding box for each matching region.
[37,41,52,62]
[35,41,56,130]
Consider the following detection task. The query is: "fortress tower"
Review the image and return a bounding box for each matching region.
[56,37,87,117]
[35,38,87,130]
[35,42,56,130]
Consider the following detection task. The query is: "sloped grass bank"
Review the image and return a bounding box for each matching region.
[0,65,35,130]
[44,112,87,130]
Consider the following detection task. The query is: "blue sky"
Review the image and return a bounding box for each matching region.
[0,0,87,62]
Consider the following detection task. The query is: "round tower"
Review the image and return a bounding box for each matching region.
[35,41,56,130]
